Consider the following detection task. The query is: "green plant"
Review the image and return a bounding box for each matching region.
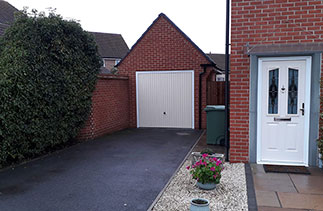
[187,153,223,184]
[0,10,102,167]
[200,148,214,155]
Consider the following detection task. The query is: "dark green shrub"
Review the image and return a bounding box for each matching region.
[0,10,102,167]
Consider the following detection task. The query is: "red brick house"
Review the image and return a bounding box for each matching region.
[230,0,322,166]
[90,32,129,73]
[117,13,221,130]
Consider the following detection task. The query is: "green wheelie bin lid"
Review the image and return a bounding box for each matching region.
[204,105,225,111]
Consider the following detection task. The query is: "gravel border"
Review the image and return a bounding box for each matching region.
[151,159,248,211]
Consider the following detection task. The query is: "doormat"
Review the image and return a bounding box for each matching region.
[263,165,310,175]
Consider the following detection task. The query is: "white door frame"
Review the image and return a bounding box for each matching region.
[135,70,195,129]
[256,56,312,166]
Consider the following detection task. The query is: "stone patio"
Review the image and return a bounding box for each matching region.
[251,164,323,211]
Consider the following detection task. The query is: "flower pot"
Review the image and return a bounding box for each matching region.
[190,198,210,211]
[196,182,216,190]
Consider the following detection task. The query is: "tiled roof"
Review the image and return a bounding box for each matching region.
[90,32,129,59]
[0,1,18,25]
[0,22,9,36]
[207,53,225,71]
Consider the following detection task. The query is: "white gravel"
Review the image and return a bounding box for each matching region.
[151,159,248,211]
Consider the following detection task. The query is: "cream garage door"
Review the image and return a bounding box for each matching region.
[136,71,194,128]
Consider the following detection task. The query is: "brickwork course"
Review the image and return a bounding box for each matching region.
[78,75,129,140]
[230,0,323,162]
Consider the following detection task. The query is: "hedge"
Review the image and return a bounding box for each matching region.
[0,10,102,167]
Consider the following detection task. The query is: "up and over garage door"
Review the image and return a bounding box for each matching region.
[136,70,194,129]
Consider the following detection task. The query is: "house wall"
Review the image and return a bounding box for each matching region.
[230,0,323,162]
[117,15,212,129]
[78,74,129,140]
[103,58,119,70]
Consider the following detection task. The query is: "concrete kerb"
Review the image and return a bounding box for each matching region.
[147,130,206,211]
[245,163,258,211]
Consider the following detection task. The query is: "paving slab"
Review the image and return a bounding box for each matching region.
[290,174,323,194]
[278,192,323,210]
[0,128,202,211]
[253,172,297,193]
[255,190,280,207]
[258,206,308,211]
[250,163,266,175]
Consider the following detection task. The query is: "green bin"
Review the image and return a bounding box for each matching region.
[204,105,225,145]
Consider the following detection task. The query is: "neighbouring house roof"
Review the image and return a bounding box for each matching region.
[0,22,9,36]
[117,13,215,67]
[0,0,18,36]
[90,32,129,59]
[0,0,18,25]
[207,53,225,71]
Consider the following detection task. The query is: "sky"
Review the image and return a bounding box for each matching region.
[8,0,226,54]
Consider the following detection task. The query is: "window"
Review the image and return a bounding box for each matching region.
[268,68,279,114]
[115,59,121,65]
[288,68,298,114]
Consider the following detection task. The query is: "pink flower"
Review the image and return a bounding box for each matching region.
[213,175,217,179]
[186,166,190,170]
[210,167,215,171]
[216,160,222,166]
[202,153,208,158]
[213,157,218,161]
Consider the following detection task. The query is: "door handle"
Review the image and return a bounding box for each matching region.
[300,103,304,116]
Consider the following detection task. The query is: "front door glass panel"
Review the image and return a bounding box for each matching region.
[268,68,279,114]
[288,68,298,114]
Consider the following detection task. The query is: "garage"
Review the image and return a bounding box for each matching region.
[136,71,194,128]
[117,13,216,129]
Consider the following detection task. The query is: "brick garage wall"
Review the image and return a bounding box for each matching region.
[117,14,213,129]
[230,0,323,162]
[78,74,129,140]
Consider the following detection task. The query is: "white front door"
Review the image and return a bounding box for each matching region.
[257,57,311,166]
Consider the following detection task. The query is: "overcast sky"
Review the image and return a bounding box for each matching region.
[8,0,226,54]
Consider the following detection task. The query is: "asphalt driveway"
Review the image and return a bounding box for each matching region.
[0,128,202,211]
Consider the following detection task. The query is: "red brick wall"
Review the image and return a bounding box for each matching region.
[118,14,213,129]
[78,74,129,140]
[103,59,116,70]
[230,0,323,162]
